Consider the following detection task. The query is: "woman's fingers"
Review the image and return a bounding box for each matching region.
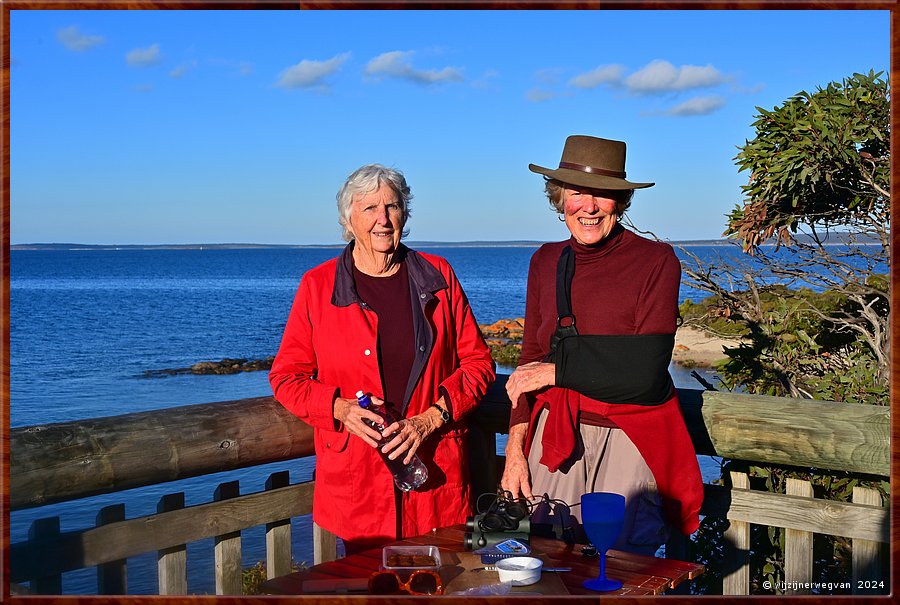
[506,362,556,404]
[335,397,385,447]
[382,417,430,464]
[346,396,435,463]
[500,456,533,500]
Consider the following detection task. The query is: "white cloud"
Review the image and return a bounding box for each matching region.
[237,61,254,77]
[126,44,162,67]
[625,60,725,94]
[57,25,104,52]
[169,61,197,79]
[526,88,557,103]
[665,95,726,116]
[275,52,350,89]
[569,64,624,89]
[132,83,155,93]
[365,51,463,85]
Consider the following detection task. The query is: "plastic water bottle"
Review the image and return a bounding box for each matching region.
[356,390,429,491]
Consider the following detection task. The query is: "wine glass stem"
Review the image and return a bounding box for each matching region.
[599,551,607,580]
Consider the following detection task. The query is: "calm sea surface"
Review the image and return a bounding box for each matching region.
[7,245,799,594]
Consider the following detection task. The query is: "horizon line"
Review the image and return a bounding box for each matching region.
[11,237,738,250]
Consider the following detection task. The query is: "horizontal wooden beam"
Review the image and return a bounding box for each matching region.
[10,397,314,510]
[481,376,889,476]
[11,376,889,510]
[684,389,889,477]
[11,481,314,582]
[701,483,888,543]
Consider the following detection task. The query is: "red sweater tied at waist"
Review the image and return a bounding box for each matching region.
[524,386,703,536]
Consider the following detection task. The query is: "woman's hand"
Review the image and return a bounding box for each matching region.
[506,362,556,408]
[500,423,533,500]
[379,397,443,465]
[333,396,386,448]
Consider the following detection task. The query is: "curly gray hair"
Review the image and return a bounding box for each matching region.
[336,164,413,242]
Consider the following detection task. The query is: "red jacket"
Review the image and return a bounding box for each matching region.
[270,244,495,542]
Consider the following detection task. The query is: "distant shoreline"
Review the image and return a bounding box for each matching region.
[11,236,877,251]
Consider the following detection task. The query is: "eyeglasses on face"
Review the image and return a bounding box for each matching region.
[368,569,444,595]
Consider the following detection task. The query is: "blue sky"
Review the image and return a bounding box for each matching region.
[9,9,890,245]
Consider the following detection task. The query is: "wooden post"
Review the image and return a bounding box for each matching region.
[96,504,127,594]
[157,493,187,595]
[313,521,338,565]
[265,471,292,579]
[784,478,813,594]
[28,517,62,594]
[852,486,884,594]
[214,481,242,595]
[722,472,750,595]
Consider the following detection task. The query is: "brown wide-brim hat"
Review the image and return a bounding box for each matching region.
[529,135,655,190]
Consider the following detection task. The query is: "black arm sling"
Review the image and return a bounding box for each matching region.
[544,246,674,405]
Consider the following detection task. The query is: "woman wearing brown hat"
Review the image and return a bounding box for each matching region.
[500,135,704,555]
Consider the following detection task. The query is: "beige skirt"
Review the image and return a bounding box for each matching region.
[527,408,668,555]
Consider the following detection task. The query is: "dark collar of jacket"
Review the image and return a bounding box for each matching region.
[330,241,448,413]
[331,241,447,307]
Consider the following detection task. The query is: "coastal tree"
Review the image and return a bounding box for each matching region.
[680,70,890,404]
[680,71,890,595]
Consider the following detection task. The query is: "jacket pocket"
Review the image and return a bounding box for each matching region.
[319,428,350,454]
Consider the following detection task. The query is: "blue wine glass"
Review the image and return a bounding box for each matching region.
[580,492,626,591]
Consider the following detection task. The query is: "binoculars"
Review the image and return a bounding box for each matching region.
[463,494,531,549]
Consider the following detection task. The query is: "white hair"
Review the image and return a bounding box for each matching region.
[336,164,413,242]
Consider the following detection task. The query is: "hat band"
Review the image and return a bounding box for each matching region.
[558,161,626,179]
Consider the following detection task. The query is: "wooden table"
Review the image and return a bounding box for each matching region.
[262,524,704,596]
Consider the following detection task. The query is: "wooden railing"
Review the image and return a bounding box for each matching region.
[9,376,890,596]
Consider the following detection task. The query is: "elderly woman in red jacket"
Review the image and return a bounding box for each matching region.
[270,164,495,555]
[500,136,703,555]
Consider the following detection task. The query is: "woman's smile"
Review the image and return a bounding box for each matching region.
[564,187,619,245]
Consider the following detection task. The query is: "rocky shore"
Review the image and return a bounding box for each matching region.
[143,357,275,377]
[144,320,739,377]
[479,317,740,369]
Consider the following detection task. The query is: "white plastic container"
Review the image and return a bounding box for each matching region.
[495,556,543,586]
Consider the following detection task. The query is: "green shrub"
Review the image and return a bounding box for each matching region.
[242,560,308,595]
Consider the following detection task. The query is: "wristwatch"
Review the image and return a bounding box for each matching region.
[430,402,451,424]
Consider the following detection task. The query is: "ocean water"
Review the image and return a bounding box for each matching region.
[7,244,785,594]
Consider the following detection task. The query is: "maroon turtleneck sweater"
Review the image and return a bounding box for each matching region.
[510,222,681,425]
